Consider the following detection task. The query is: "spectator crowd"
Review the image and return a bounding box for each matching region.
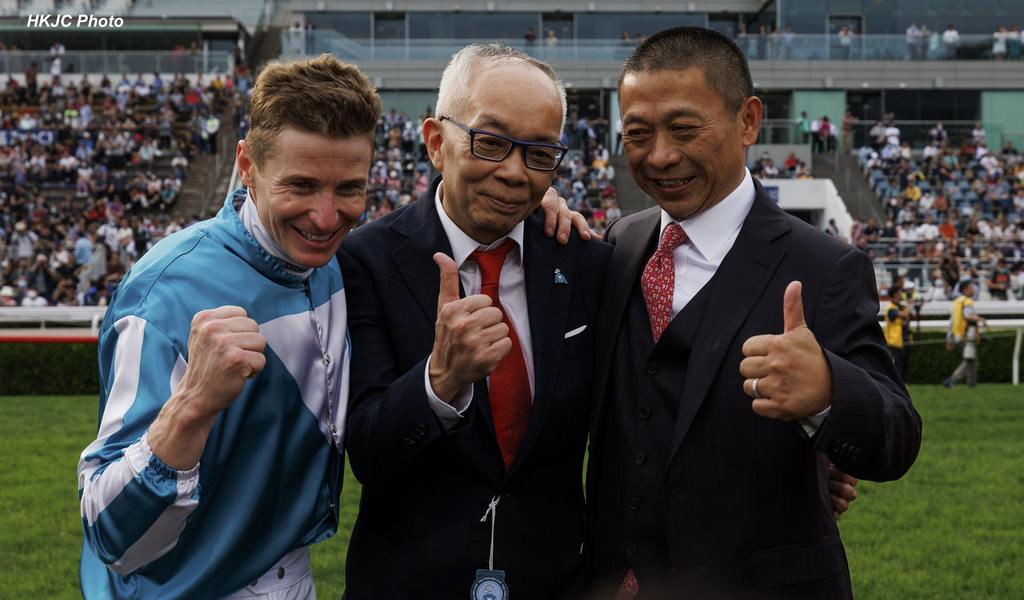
[0,50,253,308]
[853,117,1024,301]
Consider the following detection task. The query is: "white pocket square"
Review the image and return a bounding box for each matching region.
[564,325,587,339]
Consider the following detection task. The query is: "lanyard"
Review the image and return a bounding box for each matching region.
[479,495,501,571]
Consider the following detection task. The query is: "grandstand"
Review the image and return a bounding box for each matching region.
[2,0,1023,312]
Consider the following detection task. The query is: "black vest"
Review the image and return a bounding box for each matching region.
[595,259,717,580]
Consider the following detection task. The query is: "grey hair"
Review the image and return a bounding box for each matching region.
[435,42,567,133]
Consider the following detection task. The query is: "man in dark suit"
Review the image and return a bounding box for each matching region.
[339,43,611,598]
[586,28,922,598]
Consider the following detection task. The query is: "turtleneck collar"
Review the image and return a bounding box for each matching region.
[238,188,313,280]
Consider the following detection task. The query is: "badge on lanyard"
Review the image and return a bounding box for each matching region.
[471,496,510,599]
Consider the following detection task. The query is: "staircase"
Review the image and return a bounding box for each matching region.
[173,113,237,220]
[249,25,283,70]
[812,152,884,222]
[609,154,653,216]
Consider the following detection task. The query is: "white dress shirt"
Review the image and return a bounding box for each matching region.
[655,168,829,435]
[425,184,536,428]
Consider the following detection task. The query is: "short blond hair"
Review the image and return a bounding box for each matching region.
[246,54,381,166]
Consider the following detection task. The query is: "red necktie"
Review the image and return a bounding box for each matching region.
[640,223,688,344]
[470,239,531,469]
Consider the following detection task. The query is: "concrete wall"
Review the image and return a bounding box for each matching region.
[350,59,1024,91]
[761,178,854,239]
[981,91,1024,150]
[284,1,761,13]
[749,143,811,169]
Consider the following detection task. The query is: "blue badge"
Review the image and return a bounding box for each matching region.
[471,569,509,600]
[554,268,567,285]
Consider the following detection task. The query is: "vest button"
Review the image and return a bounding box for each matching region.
[277,567,285,579]
[626,543,637,556]
[634,452,646,465]
[628,496,641,510]
[639,406,652,420]
[646,361,659,375]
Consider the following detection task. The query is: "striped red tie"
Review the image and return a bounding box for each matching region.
[470,239,531,469]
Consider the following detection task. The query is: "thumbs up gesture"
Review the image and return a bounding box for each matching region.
[428,252,512,402]
[739,281,832,421]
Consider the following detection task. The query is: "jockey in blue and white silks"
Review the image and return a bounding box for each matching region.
[77,188,349,599]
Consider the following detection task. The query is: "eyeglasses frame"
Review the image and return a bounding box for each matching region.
[438,114,568,172]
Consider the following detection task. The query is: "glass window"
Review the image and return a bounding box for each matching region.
[541,13,573,40]
[576,12,706,39]
[307,12,372,40]
[408,12,538,40]
[757,91,791,121]
[708,14,739,38]
[374,13,406,40]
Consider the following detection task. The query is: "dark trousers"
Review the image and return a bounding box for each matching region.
[888,346,908,382]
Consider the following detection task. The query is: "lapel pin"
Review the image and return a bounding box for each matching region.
[554,268,567,285]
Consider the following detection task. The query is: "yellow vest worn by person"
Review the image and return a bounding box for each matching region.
[883,301,905,348]
[950,295,974,339]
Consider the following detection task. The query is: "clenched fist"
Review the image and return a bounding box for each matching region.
[177,306,267,417]
[428,253,511,402]
[149,306,267,469]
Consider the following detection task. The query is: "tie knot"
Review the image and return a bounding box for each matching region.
[657,223,687,256]
[470,238,517,286]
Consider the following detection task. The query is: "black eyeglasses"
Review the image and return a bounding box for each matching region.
[439,115,567,172]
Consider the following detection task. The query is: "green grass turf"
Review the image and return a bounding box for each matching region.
[0,385,1020,598]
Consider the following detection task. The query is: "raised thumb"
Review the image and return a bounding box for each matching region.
[783,280,806,333]
[434,252,460,308]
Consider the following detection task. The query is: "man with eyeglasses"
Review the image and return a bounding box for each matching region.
[338,43,610,598]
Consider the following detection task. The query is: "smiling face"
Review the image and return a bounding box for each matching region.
[237,127,371,268]
[424,61,563,244]
[619,67,761,221]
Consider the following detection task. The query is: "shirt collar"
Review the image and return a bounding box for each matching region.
[434,180,525,267]
[239,188,313,279]
[659,168,756,264]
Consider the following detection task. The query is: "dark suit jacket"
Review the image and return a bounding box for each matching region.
[586,181,922,599]
[339,177,612,599]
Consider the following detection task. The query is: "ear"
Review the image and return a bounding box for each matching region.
[423,117,445,172]
[236,139,256,188]
[739,95,763,149]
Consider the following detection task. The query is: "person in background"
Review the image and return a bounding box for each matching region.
[884,282,912,381]
[944,279,986,388]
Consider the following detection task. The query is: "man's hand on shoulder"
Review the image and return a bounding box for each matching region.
[149,306,266,469]
[539,187,601,244]
[428,253,511,402]
[739,281,832,421]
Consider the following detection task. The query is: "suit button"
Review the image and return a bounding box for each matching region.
[628,496,641,510]
[626,543,637,556]
[404,436,416,445]
[639,406,651,420]
[634,452,646,465]
[416,424,427,435]
[646,361,659,375]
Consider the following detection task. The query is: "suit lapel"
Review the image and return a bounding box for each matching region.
[509,215,574,473]
[667,189,791,467]
[589,208,660,437]
[389,178,498,435]
[389,179,453,325]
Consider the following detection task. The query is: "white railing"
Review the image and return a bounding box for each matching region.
[0,306,106,333]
